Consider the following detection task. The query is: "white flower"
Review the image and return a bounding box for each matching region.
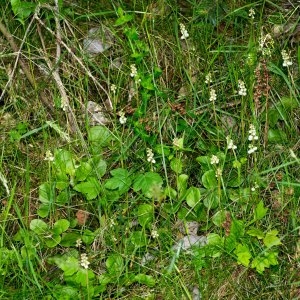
[44,150,54,161]
[110,84,117,93]
[226,136,237,150]
[249,8,255,19]
[146,148,156,164]
[281,50,293,67]
[248,144,258,154]
[251,182,259,191]
[75,238,82,248]
[210,155,219,165]
[215,168,222,177]
[130,64,138,77]
[151,230,159,239]
[180,23,189,40]
[209,88,217,102]
[119,111,127,124]
[238,80,247,96]
[80,253,90,269]
[248,124,258,141]
[258,32,274,56]
[109,219,116,227]
[205,73,212,84]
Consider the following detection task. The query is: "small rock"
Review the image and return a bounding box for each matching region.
[172,234,207,252]
[83,26,115,55]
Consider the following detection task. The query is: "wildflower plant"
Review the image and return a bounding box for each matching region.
[1,2,298,299]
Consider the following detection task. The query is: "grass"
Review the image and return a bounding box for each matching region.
[0,0,300,299]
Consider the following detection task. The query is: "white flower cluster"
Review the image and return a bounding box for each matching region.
[248,144,258,154]
[119,111,127,124]
[238,80,247,96]
[251,182,259,192]
[249,8,255,19]
[130,64,138,77]
[110,84,117,93]
[209,88,217,102]
[248,124,258,154]
[75,238,82,248]
[215,168,222,178]
[146,148,156,163]
[151,229,159,239]
[179,23,189,40]
[258,32,273,56]
[80,253,90,269]
[210,155,219,165]
[226,136,237,150]
[44,150,54,162]
[281,50,292,67]
[248,124,258,141]
[205,73,212,84]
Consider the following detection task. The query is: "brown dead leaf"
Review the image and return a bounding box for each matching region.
[76,209,89,225]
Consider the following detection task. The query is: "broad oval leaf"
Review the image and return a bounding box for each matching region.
[137,204,154,227]
[30,219,49,235]
[53,219,70,235]
[202,170,217,189]
[106,254,124,277]
[133,172,163,198]
[186,186,201,207]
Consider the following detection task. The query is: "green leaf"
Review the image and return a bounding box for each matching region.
[133,172,163,198]
[82,229,96,245]
[265,251,279,266]
[52,219,70,235]
[230,219,245,239]
[228,188,250,204]
[89,156,107,178]
[60,233,81,247]
[88,126,113,153]
[74,268,95,287]
[196,156,211,171]
[130,231,147,247]
[224,234,237,252]
[37,203,50,218]
[106,254,124,277]
[254,200,268,221]
[177,174,188,198]
[137,204,154,227]
[56,190,72,204]
[247,227,264,239]
[206,233,223,257]
[170,157,183,174]
[30,219,49,235]
[202,170,217,189]
[54,149,76,176]
[207,233,223,246]
[203,191,219,209]
[268,129,287,143]
[263,230,281,248]
[134,274,155,287]
[11,0,36,20]
[114,14,133,26]
[39,182,55,204]
[251,251,279,274]
[59,256,79,276]
[234,243,252,267]
[212,210,226,227]
[74,177,101,200]
[186,186,201,207]
[104,168,132,195]
[75,162,92,182]
[251,256,268,274]
[45,235,61,248]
